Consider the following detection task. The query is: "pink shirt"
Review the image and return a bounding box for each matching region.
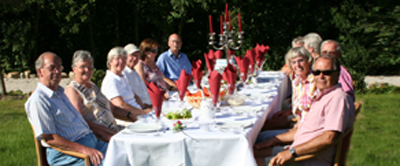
[291,84,355,166]
[339,65,355,102]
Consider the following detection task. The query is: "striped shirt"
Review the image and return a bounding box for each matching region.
[25,83,91,146]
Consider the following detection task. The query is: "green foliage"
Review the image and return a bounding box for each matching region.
[1,0,400,94]
[91,68,105,88]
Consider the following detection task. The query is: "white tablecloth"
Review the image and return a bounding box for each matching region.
[104,71,288,166]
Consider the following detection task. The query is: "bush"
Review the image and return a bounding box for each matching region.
[91,69,105,88]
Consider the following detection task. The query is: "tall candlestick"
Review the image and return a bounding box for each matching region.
[209,15,213,33]
[225,3,228,23]
[229,11,231,30]
[220,15,223,34]
[238,13,242,32]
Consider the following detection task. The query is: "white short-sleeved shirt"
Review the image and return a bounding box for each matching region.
[101,70,141,109]
[122,66,152,105]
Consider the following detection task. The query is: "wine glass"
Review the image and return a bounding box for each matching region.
[154,106,162,136]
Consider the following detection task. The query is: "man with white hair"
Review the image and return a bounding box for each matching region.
[302,32,323,58]
[320,39,355,101]
[157,33,192,90]
[123,43,152,107]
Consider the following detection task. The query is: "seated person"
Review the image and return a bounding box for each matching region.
[101,47,152,126]
[260,47,316,137]
[320,39,355,102]
[254,54,355,166]
[156,33,192,90]
[282,36,304,79]
[123,43,152,107]
[136,38,171,99]
[25,52,107,166]
[65,50,138,142]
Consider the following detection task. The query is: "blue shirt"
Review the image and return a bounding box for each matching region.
[156,49,192,81]
[25,83,91,146]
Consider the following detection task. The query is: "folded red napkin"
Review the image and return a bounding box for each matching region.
[208,70,222,106]
[204,49,215,72]
[214,50,224,59]
[175,69,192,101]
[146,82,166,118]
[245,49,256,73]
[255,43,270,68]
[235,56,250,82]
[222,64,237,95]
[191,59,203,89]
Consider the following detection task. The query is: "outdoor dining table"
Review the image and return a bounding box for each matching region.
[104,71,289,166]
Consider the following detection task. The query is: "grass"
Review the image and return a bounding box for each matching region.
[0,94,399,165]
[347,93,400,165]
[0,99,36,166]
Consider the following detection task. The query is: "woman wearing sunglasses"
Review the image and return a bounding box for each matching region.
[135,38,171,99]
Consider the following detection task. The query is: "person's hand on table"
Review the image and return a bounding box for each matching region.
[81,147,104,166]
[269,150,293,166]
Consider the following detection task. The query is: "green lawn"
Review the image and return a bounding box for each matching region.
[0,94,399,165]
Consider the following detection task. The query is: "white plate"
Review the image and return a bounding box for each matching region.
[215,120,253,129]
[126,123,162,133]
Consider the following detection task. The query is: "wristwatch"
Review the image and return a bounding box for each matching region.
[289,147,298,157]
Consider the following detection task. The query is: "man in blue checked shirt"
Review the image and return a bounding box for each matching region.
[157,33,192,90]
[25,52,108,166]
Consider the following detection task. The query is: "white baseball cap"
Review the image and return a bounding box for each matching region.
[124,43,141,54]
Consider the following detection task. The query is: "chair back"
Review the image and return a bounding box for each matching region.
[31,125,50,166]
[335,102,361,166]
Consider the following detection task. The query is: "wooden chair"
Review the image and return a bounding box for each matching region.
[278,102,362,166]
[31,126,91,166]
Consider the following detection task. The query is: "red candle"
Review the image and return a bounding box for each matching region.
[238,13,242,32]
[209,15,213,33]
[225,3,228,23]
[229,11,231,30]
[220,15,223,34]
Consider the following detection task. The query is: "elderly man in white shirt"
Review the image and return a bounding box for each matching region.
[123,43,152,108]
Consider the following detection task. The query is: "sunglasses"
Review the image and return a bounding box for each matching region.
[149,49,158,53]
[312,70,338,76]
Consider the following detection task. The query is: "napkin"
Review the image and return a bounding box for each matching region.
[204,49,215,72]
[208,70,222,106]
[191,59,203,88]
[255,43,270,68]
[245,49,256,73]
[222,64,237,95]
[214,50,224,59]
[235,56,250,82]
[146,82,166,118]
[175,69,193,101]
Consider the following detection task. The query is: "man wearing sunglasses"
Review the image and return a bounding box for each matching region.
[320,40,355,102]
[255,54,355,166]
[157,33,192,90]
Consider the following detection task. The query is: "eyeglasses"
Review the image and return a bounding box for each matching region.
[78,65,94,70]
[149,49,158,53]
[312,70,338,76]
[321,50,338,56]
[43,65,64,72]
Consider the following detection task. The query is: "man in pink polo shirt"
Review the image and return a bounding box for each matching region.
[320,40,355,102]
[254,54,355,166]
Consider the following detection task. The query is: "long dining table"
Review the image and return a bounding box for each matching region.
[104,71,289,166]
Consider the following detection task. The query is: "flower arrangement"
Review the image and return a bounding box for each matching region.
[173,121,185,132]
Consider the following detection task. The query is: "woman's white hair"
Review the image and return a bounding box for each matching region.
[106,47,127,69]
